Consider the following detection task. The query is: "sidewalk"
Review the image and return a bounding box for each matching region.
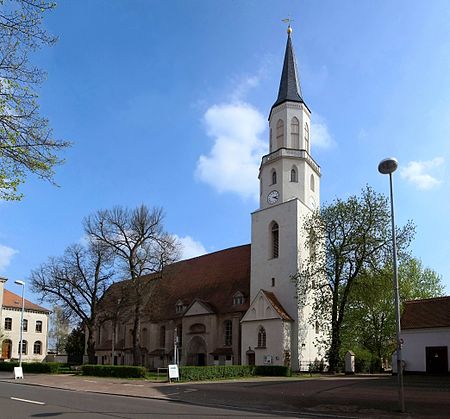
[0,371,173,400]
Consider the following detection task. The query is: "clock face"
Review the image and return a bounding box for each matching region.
[267,190,279,204]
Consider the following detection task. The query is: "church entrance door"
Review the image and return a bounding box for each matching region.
[187,336,207,366]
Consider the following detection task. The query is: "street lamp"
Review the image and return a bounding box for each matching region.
[378,157,405,413]
[14,280,25,370]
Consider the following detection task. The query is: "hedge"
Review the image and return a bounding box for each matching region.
[179,365,291,381]
[81,364,146,378]
[0,362,62,373]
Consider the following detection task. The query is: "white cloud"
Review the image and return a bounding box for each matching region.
[0,244,18,272]
[311,113,335,150]
[196,102,266,201]
[400,157,445,190]
[175,235,207,260]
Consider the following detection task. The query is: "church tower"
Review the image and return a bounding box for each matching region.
[241,26,322,371]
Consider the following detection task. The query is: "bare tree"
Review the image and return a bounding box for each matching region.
[0,0,70,200]
[84,204,180,365]
[30,241,114,363]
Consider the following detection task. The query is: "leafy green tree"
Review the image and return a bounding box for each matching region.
[65,326,85,365]
[296,186,415,372]
[341,257,444,372]
[0,0,70,200]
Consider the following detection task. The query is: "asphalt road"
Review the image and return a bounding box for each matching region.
[0,381,326,419]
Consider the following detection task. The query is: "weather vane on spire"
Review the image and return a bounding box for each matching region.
[282,17,294,34]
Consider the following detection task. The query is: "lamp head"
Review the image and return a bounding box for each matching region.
[14,280,25,286]
[378,157,398,175]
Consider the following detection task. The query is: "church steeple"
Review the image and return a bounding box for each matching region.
[271,26,307,114]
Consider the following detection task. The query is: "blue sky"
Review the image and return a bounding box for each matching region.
[1,0,450,304]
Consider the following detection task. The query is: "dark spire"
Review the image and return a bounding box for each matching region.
[271,26,306,112]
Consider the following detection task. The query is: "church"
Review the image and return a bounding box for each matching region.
[94,27,324,372]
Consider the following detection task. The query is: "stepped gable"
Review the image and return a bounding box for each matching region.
[2,289,50,313]
[401,296,450,329]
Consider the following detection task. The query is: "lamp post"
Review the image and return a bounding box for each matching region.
[14,280,25,369]
[378,157,405,413]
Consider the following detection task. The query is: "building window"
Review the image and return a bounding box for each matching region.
[310,174,315,192]
[175,300,185,313]
[233,291,244,305]
[290,167,298,182]
[224,320,232,346]
[291,117,299,148]
[4,317,12,331]
[23,319,28,332]
[276,119,284,149]
[35,321,43,333]
[271,170,277,185]
[160,326,166,348]
[33,341,42,355]
[304,122,310,152]
[19,340,27,355]
[257,327,266,348]
[271,222,279,259]
[315,321,320,335]
[270,128,273,150]
[271,278,275,287]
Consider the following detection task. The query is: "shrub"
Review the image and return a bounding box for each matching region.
[179,365,291,382]
[180,365,255,381]
[0,362,62,373]
[81,364,146,378]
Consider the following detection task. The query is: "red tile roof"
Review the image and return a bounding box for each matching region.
[102,244,251,322]
[2,289,50,313]
[401,296,450,329]
[262,290,294,321]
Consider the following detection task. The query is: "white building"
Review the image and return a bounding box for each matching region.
[1,277,50,362]
[401,296,449,374]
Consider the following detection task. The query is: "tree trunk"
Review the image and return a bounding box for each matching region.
[86,327,96,364]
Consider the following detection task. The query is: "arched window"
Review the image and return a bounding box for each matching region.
[291,117,299,148]
[276,119,284,149]
[257,327,266,348]
[23,319,28,332]
[290,166,298,183]
[19,340,27,355]
[270,128,273,150]
[33,341,42,355]
[4,317,12,331]
[224,320,232,346]
[304,122,310,151]
[271,170,277,185]
[35,320,42,333]
[159,326,166,348]
[271,222,279,259]
[310,174,315,192]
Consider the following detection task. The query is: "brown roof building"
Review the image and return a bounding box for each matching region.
[400,296,450,374]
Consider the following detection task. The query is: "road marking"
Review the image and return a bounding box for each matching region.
[11,397,45,405]
[123,383,144,387]
[83,380,97,383]
[184,389,198,393]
